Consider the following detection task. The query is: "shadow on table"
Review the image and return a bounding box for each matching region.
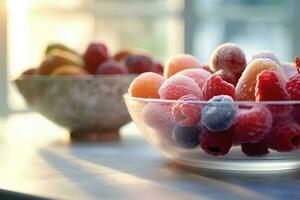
[37,134,300,200]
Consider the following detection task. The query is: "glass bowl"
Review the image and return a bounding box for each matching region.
[14,75,137,141]
[124,94,300,171]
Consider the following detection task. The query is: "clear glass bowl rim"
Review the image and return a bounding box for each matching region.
[123,93,300,105]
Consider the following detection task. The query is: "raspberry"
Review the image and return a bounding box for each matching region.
[172,95,201,127]
[286,74,300,100]
[255,70,291,118]
[236,58,286,101]
[209,43,246,76]
[241,139,269,157]
[83,42,109,73]
[177,68,211,89]
[268,120,300,152]
[201,95,237,132]
[125,55,154,74]
[164,54,201,78]
[215,70,238,86]
[172,124,201,149]
[233,104,272,144]
[292,106,300,125]
[96,60,128,74]
[295,56,300,73]
[200,128,233,156]
[129,72,165,98]
[202,74,235,101]
[158,74,202,100]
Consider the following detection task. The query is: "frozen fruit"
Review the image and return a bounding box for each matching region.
[296,56,300,73]
[286,71,300,124]
[112,50,132,62]
[236,58,287,100]
[252,51,281,65]
[45,43,80,57]
[143,103,174,134]
[202,74,235,101]
[83,42,109,74]
[255,70,291,118]
[241,139,269,157]
[125,54,153,74]
[201,95,237,132]
[200,128,233,156]
[50,65,89,76]
[280,62,297,79]
[22,68,38,75]
[158,74,201,100]
[164,54,201,78]
[177,68,211,89]
[129,72,165,98]
[215,70,238,85]
[292,106,300,125]
[172,95,201,127]
[152,61,164,73]
[233,104,272,144]
[96,60,128,75]
[286,73,300,101]
[172,124,201,149]
[268,120,300,152]
[209,43,246,76]
[39,50,84,75]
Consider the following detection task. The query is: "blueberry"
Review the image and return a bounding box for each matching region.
[201,95,237,132]
[172,124,201,149]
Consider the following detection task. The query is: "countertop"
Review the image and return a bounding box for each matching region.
[0,113,300,200]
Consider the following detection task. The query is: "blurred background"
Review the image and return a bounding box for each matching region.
[1,0,300,116]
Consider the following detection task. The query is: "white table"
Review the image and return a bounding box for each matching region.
[0,113,299,200]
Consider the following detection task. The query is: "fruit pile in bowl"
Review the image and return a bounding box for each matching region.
[15,42,162,141]
[124,43,300,171]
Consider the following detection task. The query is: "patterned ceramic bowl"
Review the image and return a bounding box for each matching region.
[15,75,136,140]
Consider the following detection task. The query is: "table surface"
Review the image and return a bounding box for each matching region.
[1,113,300,200]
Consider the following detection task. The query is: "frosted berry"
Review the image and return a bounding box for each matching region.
[164,54,201,78]
[241,139,269,157]
[129,72,165,98]
[200,128,233,156]
[201,95,237,132]
[172,94,201,127]
[202,74,235,101]
[234,104,272,144]
[178,68,211,90]
[268,120,300,152]
[159,74,201,100]
[172,124,201,149]
[209,43,246,76]
[255,70,291,118]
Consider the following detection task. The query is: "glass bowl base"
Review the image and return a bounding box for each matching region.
[162,147,300,172]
